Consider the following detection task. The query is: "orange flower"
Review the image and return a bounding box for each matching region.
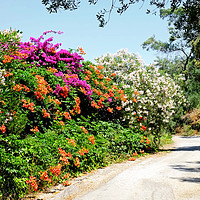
[98,101,104,108]
[112,85,118,90]
[80,126,88,134]
[97,65,104,69]
[100,97,105,101]
[85,69,92,75]
[0,125,6,133]
[40,171,52,182]
[54,99,61,105]
[63,112,71,120]
[63,180,71,186]
[95,69,101,74]
[58,148,68,157]
[4,72,13,77]
[67,138,76,147]
[117,89,123,94]
[109,92,114,97]
[107,107,113,113]
[60,86,69,98]
[146,139,150,145]
[128,157,136,161]
[140,125,147,131]
[103,93,110,98]
[21,99,35,112]
[80,87,87,94]
[34,75,53,100]
[97,90,103,96]
[23,85,30,92]
[30,126,39,133]
[59,121,65,126]
[66,152,72,158]
[140,150,145,154]
[93,88,98,94]
[60,156,69,165]
[108,89,113,93]
[50,164,62,176]
[116,106,122,110]
[74,157,80,167]
[13,84,23,92]
[2,55,13,64]
[133,98,137,103]
[105,77,111,82]
[111,73,116,77]
[89,135,95,144]
[42,109,50,118]
[89,64,95,69]
[26,176,38,191]
[134,90,139,96]
[77,147,89,156]
[34,91,44,100]
[93,79,99,85]
[132,151,138,157]
[77,47,86,55]
[47,67,58,73]
[100,82,104,87]
[98,74,104,79]
[50,47,57,54]
[84,76,90,80]
[62,173,70,179]
[91,101,97,108]
[120,94,127,102]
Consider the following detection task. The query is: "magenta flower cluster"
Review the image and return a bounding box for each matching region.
[13,33,83,73]
[54,71,93,100]
[10,30,93,100]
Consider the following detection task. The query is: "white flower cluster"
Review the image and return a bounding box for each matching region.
[0,69,6,85]
[0,29,22,43]
[96,49,187,131]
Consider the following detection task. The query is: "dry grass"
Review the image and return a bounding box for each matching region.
[176,108,200,136]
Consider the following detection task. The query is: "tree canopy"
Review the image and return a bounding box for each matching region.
[41,0,191,27]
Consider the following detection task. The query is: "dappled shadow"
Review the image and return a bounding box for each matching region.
[179,178,200,183]
[170,161,200,183]
[160,145,200,152]
[170,177,200,183]
[170,164,200,173]
[172,145,200,151]
[180,136,200,139]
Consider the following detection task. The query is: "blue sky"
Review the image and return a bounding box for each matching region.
[0,0,170,64]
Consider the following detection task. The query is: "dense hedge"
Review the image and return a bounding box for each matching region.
[0,30,151,199]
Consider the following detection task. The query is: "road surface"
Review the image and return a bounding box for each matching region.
[36,136,200,200]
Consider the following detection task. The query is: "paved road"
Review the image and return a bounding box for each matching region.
[73,136,200,200]
[36,136,200,200]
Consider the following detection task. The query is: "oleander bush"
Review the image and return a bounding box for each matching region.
[96,49,187,145]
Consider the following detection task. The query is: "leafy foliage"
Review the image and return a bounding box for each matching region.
[41,0,196,27]
[96,49,186,146]
[0,30,152,199]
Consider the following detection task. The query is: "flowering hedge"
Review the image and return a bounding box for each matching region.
[0,30,128,137]
[96,49,187,144]
[0,30,151,199]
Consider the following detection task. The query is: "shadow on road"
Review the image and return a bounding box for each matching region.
[161,145,200,152]
[170,161,200,183]
[172,145,200,151]
[170,163,200,173]
[179,178,200,183]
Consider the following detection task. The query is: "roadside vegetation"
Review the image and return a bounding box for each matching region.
[0,25,199,199]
